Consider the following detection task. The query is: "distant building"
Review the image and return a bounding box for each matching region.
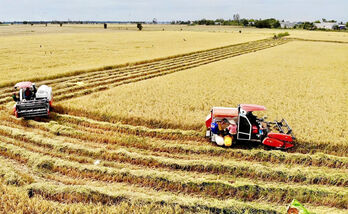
[280,21,297,28]
[338,24,346,30]
[314,22,338,30]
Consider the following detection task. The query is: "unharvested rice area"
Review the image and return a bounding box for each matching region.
[0,37,288,104]
[0,29,269,87]
[2,24,347,42]
[61,41,348,153]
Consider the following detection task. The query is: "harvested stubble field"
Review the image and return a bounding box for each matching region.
[0,25,347,214]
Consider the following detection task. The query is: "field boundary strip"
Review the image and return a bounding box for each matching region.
[292,38,348,44]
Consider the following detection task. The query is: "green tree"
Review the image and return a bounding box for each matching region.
[195,19,215,25]
[346,22,348,28]
[255,18,280,28]
[137,23,143,31]
[255,20,271,28]
[301,22,316,30]
[332,25,339,30]
[272,20,280,28]
[241,19,249,26]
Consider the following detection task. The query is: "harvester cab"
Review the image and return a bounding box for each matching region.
[205,104,295,149]
[12,82,53,118]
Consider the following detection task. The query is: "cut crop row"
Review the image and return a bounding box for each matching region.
[48,40,274,92]
[2,115,347,174]
[34,174,347,214]
[39,113,348,169]
[0,38,286,93]
[0,38,288,104]
[0,141,346,209]
[55,102,348,157]
[52,41,286,102]
[0,156,34,186]
[0,182,197,214]
[26,183,281,214]
[0,124,347,190]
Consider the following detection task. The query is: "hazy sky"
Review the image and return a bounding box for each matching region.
[1,0,347,22]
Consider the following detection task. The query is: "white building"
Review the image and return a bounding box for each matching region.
[314,22,338,30]
[338,24,346,30]
[280,21,297,28]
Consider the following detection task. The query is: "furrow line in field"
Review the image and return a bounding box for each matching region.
[0,140,346,209]
[0,183,281,214]
[26,182,282,214]
[0,156,242,214]
[51,43,272,95]
[0,38,282,91]
[0,155,35,186]
[55,113,348,169]
[0,39,288,104]
[51,41,288,102]
[292,38,348,44]
[0,40,283,102]
[0,134,138,172]
[29,177,345,214]
[46,40,277,87]
[1,121,347,190]
[53,102,348,158]
[0,39,275,97]
[2,113,347,171]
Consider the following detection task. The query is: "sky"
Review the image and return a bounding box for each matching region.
[0,0,347,22]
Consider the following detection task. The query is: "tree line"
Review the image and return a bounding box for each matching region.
[171,17,348,30]
[171,17,281,29]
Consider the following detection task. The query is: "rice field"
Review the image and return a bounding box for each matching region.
[0,26,270,87]
[61,41,348,152]
[0,25,347,213]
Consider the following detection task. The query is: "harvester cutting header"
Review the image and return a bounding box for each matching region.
[205,104,295,149]
[12,82,53,118]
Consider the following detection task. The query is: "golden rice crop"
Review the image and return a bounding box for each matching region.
[0,182,194,214]
[1,26,348,214]
[0,27,269,87]
[61,41,348,149]
[2,24,347,41]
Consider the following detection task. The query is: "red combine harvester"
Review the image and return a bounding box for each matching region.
[205,104,295,149]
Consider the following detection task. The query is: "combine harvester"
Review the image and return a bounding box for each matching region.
[12,82,53,118]
[205,104,295,149]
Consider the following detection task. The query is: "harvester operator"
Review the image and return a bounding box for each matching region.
[211,118,237,147]
[24,88,33,100]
